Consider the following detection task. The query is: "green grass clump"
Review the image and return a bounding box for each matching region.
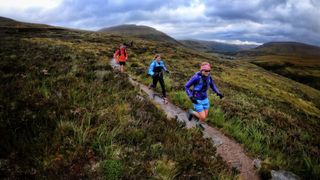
[101,159,123,180]
[169,90,191,109]
[152,158,177,180]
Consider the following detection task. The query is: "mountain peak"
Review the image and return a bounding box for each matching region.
[99,24,179,44]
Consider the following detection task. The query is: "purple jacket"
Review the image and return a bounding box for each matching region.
[185,72,220,100]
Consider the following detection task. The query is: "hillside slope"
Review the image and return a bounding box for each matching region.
[237,42,320,90]
[0,16,52,28]
[1,17,320,179]
[242,42,320,57]
[0,18,234,179]
[99,24,180,44]
[125,36,320,179]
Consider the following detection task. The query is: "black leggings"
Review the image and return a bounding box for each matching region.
[152,74,166,97]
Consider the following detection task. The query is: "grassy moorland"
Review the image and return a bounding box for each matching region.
[237,42,320,90]
[120,33,320,178]
[1,17,320,179]
[0,19,235,179]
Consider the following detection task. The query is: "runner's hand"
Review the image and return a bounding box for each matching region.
[153,72,159,78]
[217,93,224,99]
[190,97,198,104]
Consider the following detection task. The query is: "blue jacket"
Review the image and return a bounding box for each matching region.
[185,72,220,100]
[148,60,168,76]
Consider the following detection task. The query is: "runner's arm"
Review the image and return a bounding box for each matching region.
[184,75,198,98]
[148,61,155,76]
[114,50,119,61]
[162,61,168,72]
[209,76,220,94]
[125,49,128,60]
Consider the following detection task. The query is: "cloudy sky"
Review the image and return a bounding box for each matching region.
[1,0,320,46]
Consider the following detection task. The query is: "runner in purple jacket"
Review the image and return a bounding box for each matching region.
[185,62,224,129]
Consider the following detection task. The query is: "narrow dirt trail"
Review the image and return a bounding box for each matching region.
[110,59,260,180]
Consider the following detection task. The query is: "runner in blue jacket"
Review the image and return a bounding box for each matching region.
[148,54,169,103]
[185,62,224,129]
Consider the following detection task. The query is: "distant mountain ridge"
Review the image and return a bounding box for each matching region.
[238,41,320,90]
[238,41,320,58]
[99,24,180,44]
[179,39,258,54]
[0,16,53,28]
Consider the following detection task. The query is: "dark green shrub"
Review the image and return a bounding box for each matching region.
[101,159,123,180]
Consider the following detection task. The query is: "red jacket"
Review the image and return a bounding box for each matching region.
[114,48,128,62]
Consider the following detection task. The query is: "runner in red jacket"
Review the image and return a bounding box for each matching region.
[114,44,128,73]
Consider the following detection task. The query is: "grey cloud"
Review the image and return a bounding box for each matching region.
[199,0,320,45]
[41,0,193,28]
[0,0,319,46]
